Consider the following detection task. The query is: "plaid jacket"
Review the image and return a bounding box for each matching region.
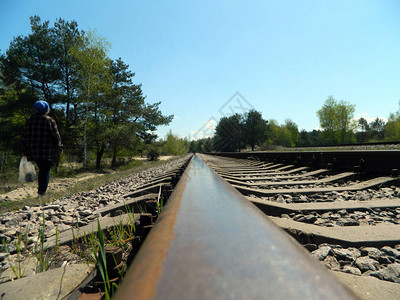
[22,113,63,162]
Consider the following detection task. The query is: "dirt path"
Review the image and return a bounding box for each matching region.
[0,173,105,201]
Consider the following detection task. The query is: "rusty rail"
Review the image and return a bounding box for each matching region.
[114,155,357,299]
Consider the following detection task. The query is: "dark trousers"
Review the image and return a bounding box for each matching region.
[35,161,53,195]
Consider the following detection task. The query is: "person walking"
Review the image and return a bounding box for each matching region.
[22,100,63,196]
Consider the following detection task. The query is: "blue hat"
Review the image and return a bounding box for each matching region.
[33,101,50,113]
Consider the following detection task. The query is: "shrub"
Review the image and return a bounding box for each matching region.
[146,146,160,161]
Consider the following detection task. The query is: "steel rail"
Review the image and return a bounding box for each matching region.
[114,154,357,300]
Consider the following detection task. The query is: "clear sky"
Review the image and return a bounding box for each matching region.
[1,0,400,140]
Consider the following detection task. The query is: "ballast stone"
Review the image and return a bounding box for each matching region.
[355,256,380,272]
[370,264,400,283]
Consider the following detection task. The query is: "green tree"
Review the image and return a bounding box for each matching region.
[297,129,323,147]
[384,105,400,141]
[273,120,299,148]
[357,117,369,143]
[53,18,82,133]
[0,16,86,156]
[105,59,139,167]
[189,137,214,153]
[213,114,243,152]
[309,130,324,146]
[189,140,199,153]
[337,101,356,143]
[86,57,173,169]
[316,96,337,144]
[202,137,213,152]
[2,16,60,103]
[317,96,356,144]
[278,126,292,147]
[370,117,385,141]
[243,110,268,151]
[70,29,112,169]
[298,130,311,146]
[163,130,189,155]
[266,119,280,145]
[0,16,59,154]
[283,119,299,147]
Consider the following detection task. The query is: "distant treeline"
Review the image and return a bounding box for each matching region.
[190,97,400,152]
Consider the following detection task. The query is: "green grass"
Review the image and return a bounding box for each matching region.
[1,219,62,280]
[68,217,135,298]
[2,227,30,279]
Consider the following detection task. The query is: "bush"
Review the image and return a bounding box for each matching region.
[147,146,160,161]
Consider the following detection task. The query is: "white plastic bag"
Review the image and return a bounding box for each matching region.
[18,156,36,182]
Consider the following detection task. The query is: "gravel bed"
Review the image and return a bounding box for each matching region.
[242,175,327,183]
[308,243,400,283]
[282,207,400,227]
[0,156,190,281]
[251,186,400,203]
[227,170,312,178]
[255,180,363,190]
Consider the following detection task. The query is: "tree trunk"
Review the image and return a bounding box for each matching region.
[95,145,105,169]
[111,145,118,168]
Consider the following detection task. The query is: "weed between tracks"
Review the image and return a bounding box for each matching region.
[1,214,138,298]
[0,199,154,300]
[67,206,143,299]
[2,213,61,279]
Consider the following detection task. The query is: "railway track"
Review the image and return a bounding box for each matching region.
[2,151,400,299]
[200,154,400,247]
[114,152,400,300]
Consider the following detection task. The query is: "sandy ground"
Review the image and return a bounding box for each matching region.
[0,156,174,202]
[135,155,174,161]
[0,173,105,202]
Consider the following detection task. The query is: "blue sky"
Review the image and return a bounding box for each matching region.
[1,0,400,140]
